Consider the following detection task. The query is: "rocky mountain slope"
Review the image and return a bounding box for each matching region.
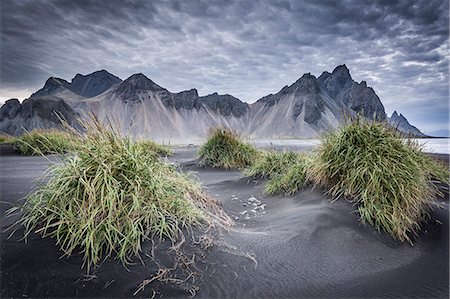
[0,97,80,135]
[388,111,426,137]
[0,66,426,139]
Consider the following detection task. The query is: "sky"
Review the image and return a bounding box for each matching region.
[0,0,448,132]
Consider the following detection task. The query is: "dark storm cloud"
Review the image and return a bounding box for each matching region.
[1,0,448,131]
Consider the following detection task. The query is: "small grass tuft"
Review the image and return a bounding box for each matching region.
[244,150,300,179]
[198,127,257,169]
[135,139,173,157]
[12,129,74,155]
[264,154,314,195]
[0,132,14,144]
[310,119,449,242]
[9,117,232,273]
[245,150,313,195]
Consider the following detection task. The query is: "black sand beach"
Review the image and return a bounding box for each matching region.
[1,145,449,298]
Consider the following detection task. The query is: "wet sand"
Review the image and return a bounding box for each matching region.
[1,145,449,298]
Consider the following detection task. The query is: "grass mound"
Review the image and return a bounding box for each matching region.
[135,139,173,157]
[9,119,231,273]
[310,120,449,242]
[245,151,313,195]
[198,127,257,169]
[12,129,73,155]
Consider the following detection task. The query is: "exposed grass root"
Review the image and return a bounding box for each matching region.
[198,127,257,169]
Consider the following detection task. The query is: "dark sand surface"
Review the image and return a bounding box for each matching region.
[1,145,449,298]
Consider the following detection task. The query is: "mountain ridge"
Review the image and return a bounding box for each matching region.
[31,70,122,99]
[0,66,426,139]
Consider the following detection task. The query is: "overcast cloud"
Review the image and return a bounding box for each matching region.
[1,0,448,131]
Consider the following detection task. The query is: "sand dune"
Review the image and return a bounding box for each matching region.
[1,146,448,298]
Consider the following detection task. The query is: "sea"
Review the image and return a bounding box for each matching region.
[250,138,450,154]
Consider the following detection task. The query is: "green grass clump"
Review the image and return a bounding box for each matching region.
[264,154,313,195]
[135,139,173,157]
[0,132,14,144]
[198,128,257,169]
[245,150,313,195]
[310,120,449,242]
[12,129,73,155]
[244,150,300,178]
[9,119,231,272]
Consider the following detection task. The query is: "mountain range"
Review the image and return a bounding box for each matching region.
[0,65,426,140]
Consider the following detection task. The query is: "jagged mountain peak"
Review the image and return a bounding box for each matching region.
[390,111,409,121]
[43,77,70,88]
[111,74,168,103]
[32,70,121,99]
[201,92,249,117]
[180,88,198,96]
[318,71,331,84]
[320,64,353,99]
[332,64,350,74]
[121,73,165,91]
[1,65,426,139]
[71,69,120,82]
[48,77,69,85]
[203,92,238,99]
[388,111,425,137]
[70,70,122,98]
[0,95,80,135]
[0,99,21,122]
[292,73,320,92]
[300,72,316,79]
[31,77,71,98]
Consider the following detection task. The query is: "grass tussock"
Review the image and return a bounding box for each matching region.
[9,117,231,273]
[244,151,300,178]
[0,132,14,144]
[12,129,74,155]
[310,120,449,242]
[135,139,173,157]
[264,154,313,195]
[245,150,313,195]
[198,127,257,169]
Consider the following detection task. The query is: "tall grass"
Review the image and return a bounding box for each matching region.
[0,132,14,144]
[245,151,313,195]
[198,127,257,169]
[244,151,300,178]
[264,154,313,195]
[12,129,74,155]
[135,139,173,157]
[310,120,449,242]
[9,117,232,273]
